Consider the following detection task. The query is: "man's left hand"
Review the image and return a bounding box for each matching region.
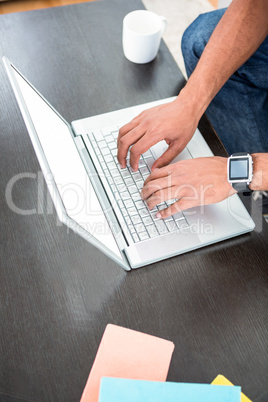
[140,156,236,218]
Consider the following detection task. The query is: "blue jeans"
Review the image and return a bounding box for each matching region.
[181,8,268,155]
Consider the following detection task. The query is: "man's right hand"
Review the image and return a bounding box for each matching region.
[117,96,199,172]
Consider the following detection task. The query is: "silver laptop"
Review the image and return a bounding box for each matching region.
[3,57,255,270]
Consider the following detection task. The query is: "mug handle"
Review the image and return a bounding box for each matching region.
[160,16,167,35]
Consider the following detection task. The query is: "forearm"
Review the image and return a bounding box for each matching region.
[250,153,268,191]
[179,0,268,118]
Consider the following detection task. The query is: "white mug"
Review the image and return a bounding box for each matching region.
[122,10,167,64]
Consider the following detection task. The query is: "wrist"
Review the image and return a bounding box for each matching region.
[179,67,217,118]
[178,79,211,122]
[249,153,268,191]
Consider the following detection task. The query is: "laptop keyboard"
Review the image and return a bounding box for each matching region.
[87,127,189,243]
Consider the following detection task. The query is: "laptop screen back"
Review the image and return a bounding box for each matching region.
[6,61,123,260]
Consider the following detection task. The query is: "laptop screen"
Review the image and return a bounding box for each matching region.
[7,62,123,261]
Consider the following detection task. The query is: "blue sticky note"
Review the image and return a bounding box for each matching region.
[99,378,241,402]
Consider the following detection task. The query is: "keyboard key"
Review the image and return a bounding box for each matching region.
[139,232,149,241]
[117,199,124,209]
[147,224,158,238]
[124,216,132,225]
[132,172,142,181]
[121,191,131,200]
[104,154,113,163]
[136,181,143,190]
[105,135,114,143]
[131,215,142,224]
[121,208,128,217]
[176,219,189,229]
[135,223,146,233]
[139,208,149,217]
[128,224,136,234]
[143,216,153,226]
[164,215,173,222]
[129,185,138,194]
[138,159,146,168]
[121,169,131,178]
[139,166,150,176]
[93,130,104,141]
[132,233,139,243]
[158,204,167,211]
[112,131,118,139]
[101,147,110,156]
[166,220,177,232]
[98,140,106,148]
[107,161,117,170]
[150,211,160,221]
[91,140,97,149]
[132,193,142,201]
[125,177,134,186]
[114,176,123,184]
[117,183,127,193]
[155,220,168,235]
[110,168,120,177]
[100,161,106,170]
[128,207,138,216]
[135,200,145,209]
[124,199,134,208]
[142,173,150,181]
[173,211,184,221]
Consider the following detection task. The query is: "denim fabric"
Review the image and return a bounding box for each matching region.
[181,8,268,155]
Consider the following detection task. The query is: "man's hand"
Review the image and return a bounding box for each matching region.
[117,97,199,172]
[140,156,236,218]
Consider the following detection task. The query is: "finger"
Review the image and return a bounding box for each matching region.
[117,111,144,144]
[118,120,137,145]
[145,187,179,210]
[155,201,183,219]
[141,176,174,201]
[156,197,199,219]
[152,143,180,170]
[129,133,159,172]
[143,165,174,186]
[117,127,146,168]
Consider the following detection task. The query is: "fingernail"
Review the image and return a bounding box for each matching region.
[156,212,161,219]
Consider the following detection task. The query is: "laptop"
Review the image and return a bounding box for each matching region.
[3,57,255,270]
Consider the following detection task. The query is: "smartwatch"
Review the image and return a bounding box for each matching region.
[227,152,253,194]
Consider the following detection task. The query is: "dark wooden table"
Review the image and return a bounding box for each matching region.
[0,0,267,401]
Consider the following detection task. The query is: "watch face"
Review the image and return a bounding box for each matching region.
[229,158,249,180]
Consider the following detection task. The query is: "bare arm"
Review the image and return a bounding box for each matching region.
[181,0,268,122]
[117,0,268,171]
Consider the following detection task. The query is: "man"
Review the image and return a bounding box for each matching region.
[117,0,268,219]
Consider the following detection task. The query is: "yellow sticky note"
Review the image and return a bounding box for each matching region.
[212,374,252,402]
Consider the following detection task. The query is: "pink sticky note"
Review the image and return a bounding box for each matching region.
[80,324,175,402]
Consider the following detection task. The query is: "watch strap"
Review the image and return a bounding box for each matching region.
[232,181,251,193]
[230,152,252,195]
